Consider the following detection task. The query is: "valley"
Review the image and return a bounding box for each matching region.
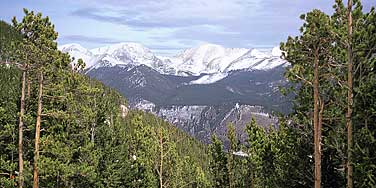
[60,42,291,143]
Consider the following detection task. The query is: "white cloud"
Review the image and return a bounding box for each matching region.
[5,0,373,55]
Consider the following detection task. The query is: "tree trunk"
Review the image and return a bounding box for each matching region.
[33,72,43,188]
[90,124,95,144]
[27,76,30,98]
[91,98,97,144]
[18,69,26,188]
[319,97,324,155]
[313,47,321,188]
[346,0,353,187]
[250,167,255,188]
[159,128,163,188]
[228,156,234,188]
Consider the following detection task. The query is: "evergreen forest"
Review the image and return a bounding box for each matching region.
[0,0,375,187]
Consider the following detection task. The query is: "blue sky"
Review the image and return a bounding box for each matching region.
[0,0,374,55]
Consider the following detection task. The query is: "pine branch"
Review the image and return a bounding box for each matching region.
[292,73,313,86]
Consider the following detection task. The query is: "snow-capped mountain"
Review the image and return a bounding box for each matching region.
[166,43,249,75]
[224,48,287,72]
[89,42,165,71]
[59,42,167,73]
[58,43,95,68]
[59,42,288,82]
[59,42,291,143]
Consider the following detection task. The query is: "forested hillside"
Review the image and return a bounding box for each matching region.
[208,1,375,187]
[0,0,375,188]
[0,10,210,187]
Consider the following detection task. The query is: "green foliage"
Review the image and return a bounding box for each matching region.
[205,2,375,188]
[244,118,266,187]
[351,5,376,187]
[0,20,22,61]
[0,58,211,188]
[0,9,211,188]
[1,3,375,187]
[280,0,376,187]
[0,65,20,187]
[209,134,228,188]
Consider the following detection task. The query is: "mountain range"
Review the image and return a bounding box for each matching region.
[59,42,291,143]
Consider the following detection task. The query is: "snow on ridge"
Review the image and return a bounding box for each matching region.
[271,46,283,57]
[158,106,206,122]
[251,58,286,70]
[249,49,268,58]
[59,42,286,80]
[58,43,88,52]
[132,99,155,112]
[189,73,228,85]
[59,43,95,68]
[90,42,152,55]
[173,43,249,75]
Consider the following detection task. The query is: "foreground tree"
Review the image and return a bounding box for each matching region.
[226,123,237,188]
[245,118,267,187]
[346,1,354,187]
[12,9,63,188]
[0,64,21,187]
[209,135,228,188]
[282,9,333,187]
[281,1,376,187]
[17,64,26,188]
[1,19,25,188]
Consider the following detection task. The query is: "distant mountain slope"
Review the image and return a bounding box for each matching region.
[59,42,289,77]
[86,64,289,112]
[61,42,291,143]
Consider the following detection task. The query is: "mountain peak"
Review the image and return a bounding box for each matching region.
[90,42,152,55]
[249,49,268,58]
[58,43,88,53]
[271,46,283,57]
[60,42,288,77]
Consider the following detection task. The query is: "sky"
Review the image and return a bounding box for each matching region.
[0,0,374,56]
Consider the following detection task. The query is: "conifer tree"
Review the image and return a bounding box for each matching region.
[281,9,333,188]
[245,117,267,187]
[17,64,26,188]
[209,134,228,188]
[346,1,354,187]
[226,123,237,188]
[352,6,376,187]
[0,64,21,187]
[12,9,60,188]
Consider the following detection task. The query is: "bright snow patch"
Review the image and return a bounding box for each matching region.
[133,99,155,111]
[252,59,286,70]
[250,49,268,58]
[271,47,283,57]
[233,151,249,157]
[59,42,288,76]
[189,73,228,85]
[58,43,95,68]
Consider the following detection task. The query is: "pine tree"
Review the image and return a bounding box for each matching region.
[209,134,228,188]
[281,9,334,187]
[280,1,376,187]
[17,65,26,188]
[0,64,21,187]
[127,113,158,187]
[12,9,59,188]
[345,1,354,187]
[349,2,376,187]
[226,123,237,188]
[0,20,25,188]
[245,117,267,187]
